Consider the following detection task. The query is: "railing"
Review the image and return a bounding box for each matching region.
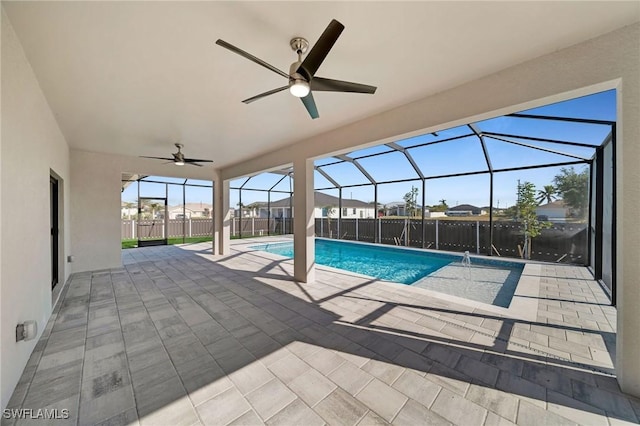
[122,217,292,240]
[315,218,587,264]
[123,217,587,264]
[122,218,213,239]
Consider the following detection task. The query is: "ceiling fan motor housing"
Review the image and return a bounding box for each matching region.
[173,143,185,163]
[290,37,309,55]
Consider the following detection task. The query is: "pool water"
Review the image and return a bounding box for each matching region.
[250,239,524,307]
[253,239,451,284]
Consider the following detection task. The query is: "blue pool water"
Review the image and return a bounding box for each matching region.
[250,239,524,307]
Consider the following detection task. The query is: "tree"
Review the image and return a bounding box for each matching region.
[502,205,518,219]
[553,167,589,219]
[536,185,557,205]
[401,186,420,245]
[516,181,552,259]
[237,202,245,218]
[323,205,336,238]
[245,202,262,217]
[403,186,419,217]
[149,202,160,220]
[428,199,449,213]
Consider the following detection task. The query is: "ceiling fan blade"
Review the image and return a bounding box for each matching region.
[311,77,377,94]
[185,162,204,167]
[140,156,174,161]
[300,92,319,119]
[184,158,213,163]
[216,39,290,79]
[242,86,289,104]
[297,19,344,81]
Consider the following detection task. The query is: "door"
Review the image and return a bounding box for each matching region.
[50,176,59,289]
[137,197,169,247]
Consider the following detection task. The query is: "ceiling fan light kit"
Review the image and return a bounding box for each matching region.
[288,37,311,98]
[289,80,310,98]
[216,19,377,119]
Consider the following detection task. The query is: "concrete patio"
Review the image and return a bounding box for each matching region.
[4,238,638,426]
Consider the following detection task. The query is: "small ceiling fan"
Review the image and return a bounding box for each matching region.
[216,19,377,119]
[140,143,213,167]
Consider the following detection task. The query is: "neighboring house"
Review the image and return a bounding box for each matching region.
[121,206,137,219]
[384,201,408,216]
[536,200,568,222]
[266,192,375,219]
[426,211,447,218]
[481,206,506,215]
[236,202,269,218]
[168,203,212,219]
[121,204,164,219]
[446,204,486,216]
[383,201,429,217]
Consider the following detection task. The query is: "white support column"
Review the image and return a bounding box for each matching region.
[618,73,640,397]
[293,157,315,283]
[213,173,230,255]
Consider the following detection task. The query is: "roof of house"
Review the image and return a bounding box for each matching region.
[537,200,567,208]
[269,192,371,209]
[448,204,482,211]
[385,201,406,208]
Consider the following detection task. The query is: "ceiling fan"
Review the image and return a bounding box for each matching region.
[216,19,377,119]
[140,143,213,167]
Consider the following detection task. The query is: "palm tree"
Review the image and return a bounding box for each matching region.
[536,185,557,205]
[323,205,336,238]
[246,202,262,217]
[149,202,160,219]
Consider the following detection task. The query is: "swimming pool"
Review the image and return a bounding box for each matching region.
[250,239,524,307]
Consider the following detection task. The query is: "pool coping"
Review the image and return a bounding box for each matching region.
[232,236,540,321]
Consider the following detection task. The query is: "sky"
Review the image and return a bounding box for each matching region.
[122,89,615,208]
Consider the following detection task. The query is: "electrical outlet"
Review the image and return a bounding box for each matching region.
[16,321,38,342]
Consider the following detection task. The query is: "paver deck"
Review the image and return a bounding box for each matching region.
[5,237,638,425]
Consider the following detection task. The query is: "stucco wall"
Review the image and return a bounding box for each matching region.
[1,9,71,409]
[70,150,216,273]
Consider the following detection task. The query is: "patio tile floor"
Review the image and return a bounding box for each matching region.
[4,237,639,426]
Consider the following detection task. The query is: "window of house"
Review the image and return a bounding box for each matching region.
[342,208,348,216]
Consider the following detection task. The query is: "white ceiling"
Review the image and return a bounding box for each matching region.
[3,1,639,169]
